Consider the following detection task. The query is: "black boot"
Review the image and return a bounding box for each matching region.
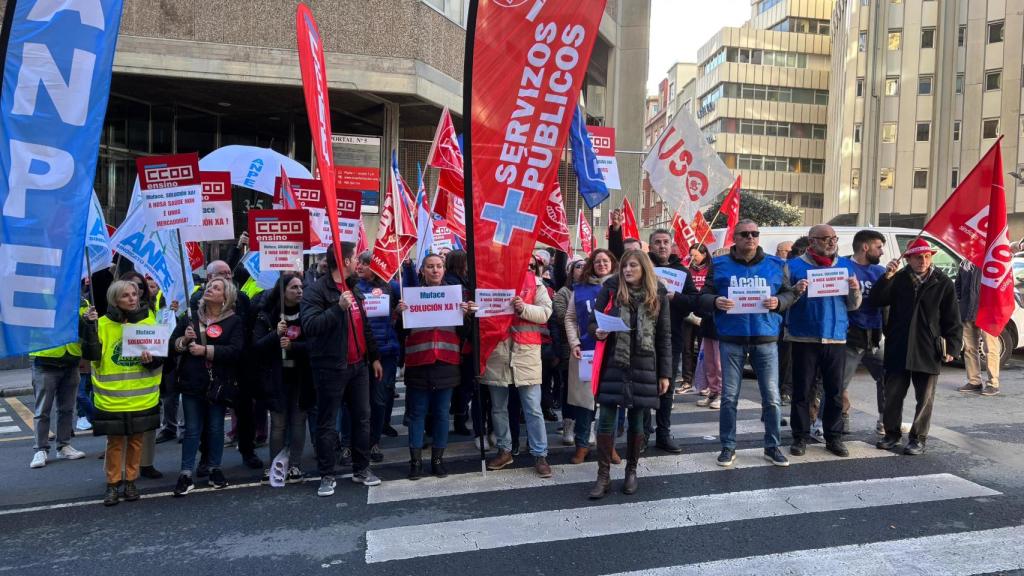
[431,447,448,478]
[122,480,140,502]
[103,483,120,506]
[623,433,643,495]
[408,448,423,481]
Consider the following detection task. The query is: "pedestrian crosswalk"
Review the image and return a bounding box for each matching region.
[0,404,23,434]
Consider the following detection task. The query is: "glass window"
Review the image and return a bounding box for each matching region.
[921,28,935,49]
[856,78,864,97]
[859,32,868,52]
[176,107,218,158]
[151,105,173,154]
[882,123,897,143]
[951,169,960,188]
[916,122,930,142]
[854,123,862,143]
[810,159,825,174]
[988,21,1004,43]
[814,91,829,105]
[888,30,902,51]
[851,169,861,190]
[913,170,928,189]
[983,118,1000,139]
[958,25,966,47]
[956,74,964,94]
[953,121,961,141]
[885,77,899,95]
[918,75,933,95]
[986,70,1001,91]
[880,168,894,188]
[812,125,826,139]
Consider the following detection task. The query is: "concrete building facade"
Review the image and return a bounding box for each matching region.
[825,0,1024,237]
[694,0,835,225]
[0,1,651,242]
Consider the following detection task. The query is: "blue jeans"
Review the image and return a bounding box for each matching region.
[370,355,398,445]
[406,387,454,449]
[719,341,782,450]
[76,372,94,421]
[489,384,547,457]
[573,407,594,448]
[181,394,226,473]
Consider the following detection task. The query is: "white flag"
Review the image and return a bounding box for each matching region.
[82,190,113,279]
[642,112,734,220]
[110,180,194,307]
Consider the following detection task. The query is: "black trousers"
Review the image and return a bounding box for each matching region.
[881,369,937,443]
[790,342,845,442]
[313,363,371,477]
[234,374,260,458]
[643,391,674,440]
[778,335,793,397]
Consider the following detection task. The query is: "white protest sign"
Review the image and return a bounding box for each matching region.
[579,350,595,381]
[807,268,850,298]
[181,172,234,242]
[475,289,515,318]
[363,294,391,318]
[655,267,688,294]
[726,286,771,314]
[136,153,204,230]
[260,241,304,272]
[401,285,463,329]
[595,311,630,332]
[121,323,172,357]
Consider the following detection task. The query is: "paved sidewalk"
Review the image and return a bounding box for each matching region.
[0,368,32,397]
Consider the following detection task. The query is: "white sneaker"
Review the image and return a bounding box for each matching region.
[709,395,721,410]
[810,428,825,444]
[561,418,575,446]
[30,450,47,468]
[57,445,86,460]
[75,417,92,431]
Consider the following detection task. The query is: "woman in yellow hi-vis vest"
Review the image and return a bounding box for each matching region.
[81,280,164,507]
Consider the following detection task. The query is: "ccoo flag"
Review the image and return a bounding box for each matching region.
[0,0,125,357]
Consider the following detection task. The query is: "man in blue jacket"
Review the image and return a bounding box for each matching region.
[840,230,887,435]
[700,219,796,468]
[786,224,862,458]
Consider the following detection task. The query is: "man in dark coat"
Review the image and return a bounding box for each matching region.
[870,238,962,455]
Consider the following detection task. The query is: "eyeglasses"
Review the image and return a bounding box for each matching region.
[736,231,760,239]
[812,236,839,244]
[573,263,586,269]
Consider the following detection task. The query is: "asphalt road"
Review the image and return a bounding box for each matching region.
[1,361,1023,575]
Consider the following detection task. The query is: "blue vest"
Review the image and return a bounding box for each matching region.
[847,259,885,330]
[785,256,857,340]
[711,254,785,339]
[573,282,602,351]
[356,277,400,356]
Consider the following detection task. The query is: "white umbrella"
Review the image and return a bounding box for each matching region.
[199,145,313,196]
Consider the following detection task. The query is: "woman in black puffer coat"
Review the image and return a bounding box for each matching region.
[588,250,671,499]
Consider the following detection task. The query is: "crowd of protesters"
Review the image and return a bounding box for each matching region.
[27,211,1015,505]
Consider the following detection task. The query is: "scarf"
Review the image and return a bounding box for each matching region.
[807,247,834,267]
[613,284,657,368]
[198,303,235,327]
[910,267,933,297]
[105,305,149,324]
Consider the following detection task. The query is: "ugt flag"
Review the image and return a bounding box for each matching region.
[468,0,606,371]
[643,110,734,220]
[0,0,124,357]
[569,105,609,208]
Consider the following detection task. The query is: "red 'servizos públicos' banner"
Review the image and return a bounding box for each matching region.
[468,0,606,371]
[296,4,345,277]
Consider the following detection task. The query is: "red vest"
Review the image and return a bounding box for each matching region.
[405,326,461,367]
[511,272,544,345]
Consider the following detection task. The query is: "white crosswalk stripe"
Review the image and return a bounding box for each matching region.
[601,524,1024,575]
[364,473,999,563]
[0,415,13,423]
[368,441,892,504]
[0,426,21,434]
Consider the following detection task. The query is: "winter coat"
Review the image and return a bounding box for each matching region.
[589,277,672,409]
[481,274,552,387]
[355,276,401,357]
[869,266,962,375]
[299,273,380,373]
[252,302,315,413]
[563,276,610,410]
[954,262,980,323]
[552,286,574,364]
[699,246,796,345]
[170,309,245,399]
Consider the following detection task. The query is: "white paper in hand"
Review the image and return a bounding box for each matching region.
[807,268,850,298]
[595,311,630,332]
[579,350,595,381]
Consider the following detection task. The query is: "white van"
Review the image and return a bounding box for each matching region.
[739,226,1023,366]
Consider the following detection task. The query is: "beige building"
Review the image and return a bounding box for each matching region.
[641,63,697,226]
[694,0,835,225]
[825,0,1024,237]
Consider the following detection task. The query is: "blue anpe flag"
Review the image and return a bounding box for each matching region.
[569,106,609,209]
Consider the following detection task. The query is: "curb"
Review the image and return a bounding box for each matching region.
[0,387,32,398]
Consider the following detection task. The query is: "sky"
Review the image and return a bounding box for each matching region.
[647,0,752,94]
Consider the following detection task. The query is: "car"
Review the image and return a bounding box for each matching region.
[733,226,1022,366]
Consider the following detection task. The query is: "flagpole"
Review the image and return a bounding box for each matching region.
[174,229,192,322]
[463,0,488,476]
[84,245,96,308]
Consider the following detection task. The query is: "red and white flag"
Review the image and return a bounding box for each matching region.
[671,213,697,261]
[924,139,1013,336]
[621,196,641,241]
[718,176,741,248]
[428,107,467,242]
[468,0,605,371]
[356,219,369,255]
[578,208,594,255]
[369,153,417,282]
[537,177,571,253]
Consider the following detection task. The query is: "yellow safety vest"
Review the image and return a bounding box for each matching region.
[241,277,264,299]
[90,315,161,413]
[30,301,89,359]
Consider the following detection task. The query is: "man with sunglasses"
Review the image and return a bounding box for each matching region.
[700,220,796,467]
[785,224,862,459]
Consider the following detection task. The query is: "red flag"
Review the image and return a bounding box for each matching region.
[719,176,741,248]
[369,155,417,281]
[971,141,1013,336]
[468,0,605,371]
[923,139,1004,268]
[672,213,697,258]
[428,107,464,190]
[436,189,466,241]
[537,178,571,252]
[690,211,715,246]
[274,170,324,249]
[185,242,205,272]
[621,196,641,241]
[578,208,594,254]
[297,4,345,277]
[356,219,368,255]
